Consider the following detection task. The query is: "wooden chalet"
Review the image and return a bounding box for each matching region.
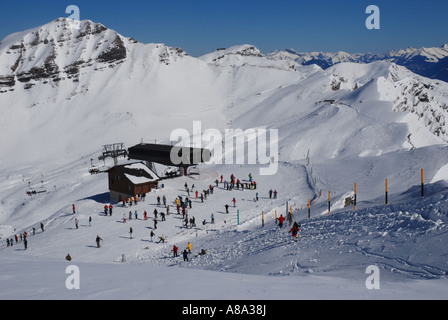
[108,162,160,201]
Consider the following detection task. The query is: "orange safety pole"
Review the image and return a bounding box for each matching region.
[421,168,424,197]
[262,211,264,227]
[385,178,388,205]
[354,182,357,210]
[328,190,331,215]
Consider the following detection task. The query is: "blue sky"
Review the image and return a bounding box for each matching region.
[0,0,447,56]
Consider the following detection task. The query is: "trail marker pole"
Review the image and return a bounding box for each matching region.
[328,190,331,215]
[262,211,264,227]
[237,210,239,225]
[275,210,277,224]
[385,178,388,205]
[308,198,311,219]
[421,168,424,198]
[354,182,357,210]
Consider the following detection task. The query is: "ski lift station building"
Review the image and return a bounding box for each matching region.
[127,143,211,176]
[108,162,160,202]
[107,143,211,201]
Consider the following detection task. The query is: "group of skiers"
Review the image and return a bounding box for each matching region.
[220,173,257,191]
[4,222,46,251]
[172,242,206,262]
[121,193,146,207]
[3,170,303,265]
[277,214,301,239]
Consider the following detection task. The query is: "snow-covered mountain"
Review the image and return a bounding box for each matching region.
[1,18,448,300]
[269,44,448,82]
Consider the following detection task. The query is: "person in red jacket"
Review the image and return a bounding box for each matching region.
[278,214,286,228]
[172,245,179,257]
[289,222,301,239]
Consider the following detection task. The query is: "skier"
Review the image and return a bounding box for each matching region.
[172,245,179,257]
[269,189,273,199]
[182,249,189,262]
[187,242,192,253]
[273,190,278,199]
[40,222,44,232]
[232,198,236,207]
[225,204,229,214]
[153,218,158,230]
[287,211,293,226]
[162,195,167,207]
[129,227,133,239]
[150,230,155,242]
[96,235,103,248]
[75,218,79,229]
[278,214,286,228]
[256,192,259,201]
[72,204,76,214]
[104,204,109,215]
[158,234,166,243]
[289,223,300,240]
[211,213,215,224]
[109,204,113,216]
[157,196,161,206]
[144,210,148,220]
[24,238,28,250]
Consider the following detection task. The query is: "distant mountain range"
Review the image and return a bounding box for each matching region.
[268,45,448,82]
[1,18,448,167]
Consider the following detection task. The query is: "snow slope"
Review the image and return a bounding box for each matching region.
[1,19,448,300]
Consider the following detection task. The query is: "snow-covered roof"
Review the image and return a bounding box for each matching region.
[114,162,160,184]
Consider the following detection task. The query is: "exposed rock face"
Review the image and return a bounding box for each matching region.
[96,35,127,64]
[0,18,129,91]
